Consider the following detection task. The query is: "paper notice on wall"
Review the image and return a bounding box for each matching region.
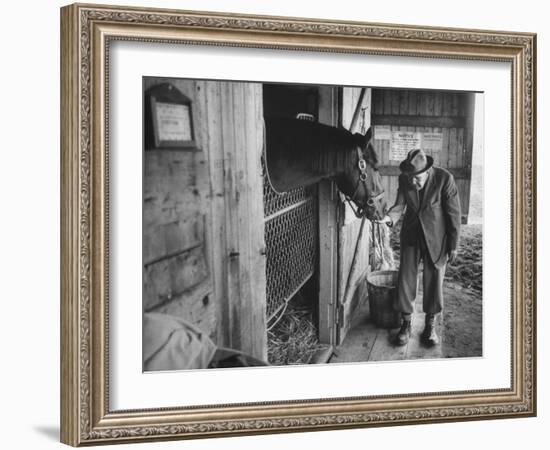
[422,132,443,154]
[374,125,391,140]
[156,102,193,142]
[389,131,422,161]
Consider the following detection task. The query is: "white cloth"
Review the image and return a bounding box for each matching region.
[143,312,217,371]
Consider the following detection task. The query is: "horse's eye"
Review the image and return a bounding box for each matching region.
[367,198,375,206]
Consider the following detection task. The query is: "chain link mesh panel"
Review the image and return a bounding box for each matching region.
[263,158,318,320]
[263,175,310,218]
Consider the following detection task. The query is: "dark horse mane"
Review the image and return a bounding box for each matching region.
[264,117,377,193]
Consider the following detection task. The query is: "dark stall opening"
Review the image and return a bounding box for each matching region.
[262,83,326,365]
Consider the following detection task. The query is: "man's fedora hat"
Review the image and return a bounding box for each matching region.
[399,148,433,176]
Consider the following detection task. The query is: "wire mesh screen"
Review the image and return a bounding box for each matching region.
[263,174,310,218]
[263,159,318,321]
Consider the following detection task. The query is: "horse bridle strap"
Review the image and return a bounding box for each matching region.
[345,147,384,219]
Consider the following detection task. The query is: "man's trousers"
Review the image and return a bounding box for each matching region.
[394,237,446,316]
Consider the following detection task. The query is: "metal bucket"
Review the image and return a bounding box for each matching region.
[366,270,401,329]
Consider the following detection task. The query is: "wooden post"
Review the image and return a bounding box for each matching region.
[317,86,339,344]
[462,92,476,224]
[220,82,267,360]
[202,81,230,347]
[318,180,338,344]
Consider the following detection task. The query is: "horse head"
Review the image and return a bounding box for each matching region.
[335,127,387,221]
[264,117,386,221]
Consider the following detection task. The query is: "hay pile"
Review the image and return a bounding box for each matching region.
[370,222,397,271]
[267,303,321,366]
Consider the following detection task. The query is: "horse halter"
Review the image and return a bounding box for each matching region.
[344,147,385,219]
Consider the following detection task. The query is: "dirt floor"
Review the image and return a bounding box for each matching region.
[439,224,483,358]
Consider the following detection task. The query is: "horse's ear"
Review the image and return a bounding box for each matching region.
[364,126,373,143]
[367,142,380,169]
[353,132,368,148]
[363,127,379,168]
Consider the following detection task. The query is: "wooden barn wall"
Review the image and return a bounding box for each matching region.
[143,78,213,336]
[371,89,475,223]
[143,78,267,361]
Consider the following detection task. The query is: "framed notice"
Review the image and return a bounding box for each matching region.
[146,82,196,149]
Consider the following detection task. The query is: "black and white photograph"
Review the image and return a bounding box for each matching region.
[1,0,544,446]
[142,78,484,371]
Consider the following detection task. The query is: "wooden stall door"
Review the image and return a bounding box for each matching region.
[371,89,475,224]
[316,87,372,345]
[198,80,267,361]
[335,87,372,344]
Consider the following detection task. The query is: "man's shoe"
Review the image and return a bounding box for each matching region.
[394,319,411,346]
[421,314,440,347]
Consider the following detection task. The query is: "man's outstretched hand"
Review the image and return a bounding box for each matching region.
[448,249,458,264]
[375,215,393,226]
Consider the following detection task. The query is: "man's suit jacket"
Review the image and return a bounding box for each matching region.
[387,167,461,268]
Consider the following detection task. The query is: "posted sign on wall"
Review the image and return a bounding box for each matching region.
[389,132,422,161]
[422,132,444,154]
[376,128,444,161]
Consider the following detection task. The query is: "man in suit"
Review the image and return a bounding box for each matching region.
[378,148,461,346]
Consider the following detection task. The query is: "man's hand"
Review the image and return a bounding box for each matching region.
[447,249,458,264]
[375,215,393,226]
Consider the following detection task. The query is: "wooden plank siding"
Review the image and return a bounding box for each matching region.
[372,89,475,223]
[143,78,267,361]
[143,78,215,339]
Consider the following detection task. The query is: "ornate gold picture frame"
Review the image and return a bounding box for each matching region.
[60,3,536,446]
